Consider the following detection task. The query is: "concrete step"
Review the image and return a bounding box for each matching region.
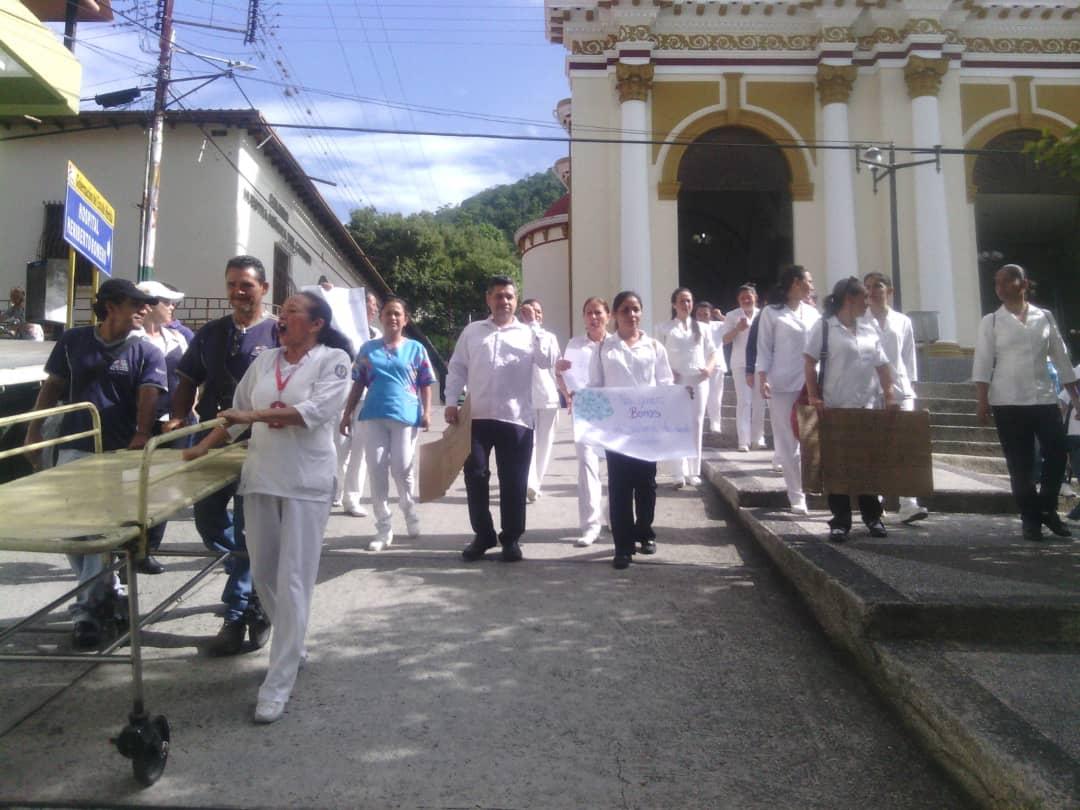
[917,397,978,415]
[933,440,1006,457]
[934,453,1010,476]
[914,381,975,399]
[930,424,1000,444]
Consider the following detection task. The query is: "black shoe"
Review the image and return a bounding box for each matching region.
[1041,512,1072,538]
[245,598,271,649]
[462,537,497,562]
[72,619,101,649]
[501,541,523,562]
[828,526,849,543]
[638,539,657,555]
[136,556,165,575]
[612,554,631,570]
[208,619,247,656]
[867,520,888,538]
[1022,517,1045,542]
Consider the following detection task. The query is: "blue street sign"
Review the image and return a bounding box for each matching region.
[63,161,115,277]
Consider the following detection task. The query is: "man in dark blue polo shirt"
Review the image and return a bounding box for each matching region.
[167,255,277,655]
[25,278,167,648]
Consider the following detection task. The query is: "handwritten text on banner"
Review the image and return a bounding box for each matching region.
[572,385,696,462]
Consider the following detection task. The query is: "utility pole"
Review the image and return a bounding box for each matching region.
[138,0,175,282]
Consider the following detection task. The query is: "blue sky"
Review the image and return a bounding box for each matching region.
[58,0,571,217]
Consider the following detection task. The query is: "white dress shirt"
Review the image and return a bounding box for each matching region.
[230,343,352,501]
[445,317,556,428]
[590,332,674,388]
[756,302,820,393]
[655,317,716,380]
[971,304,1077,407]
[806,316,890,409]
[859,307,917,400]
[530,327,561,409]
[722,306,759,371]
[707,320,727,374]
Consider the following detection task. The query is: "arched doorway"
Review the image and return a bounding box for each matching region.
[973,129,1080,352]
[677,127,793,312]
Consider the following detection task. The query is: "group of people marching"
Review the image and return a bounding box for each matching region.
[23,256,1078,725]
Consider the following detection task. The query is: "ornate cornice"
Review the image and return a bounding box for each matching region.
[904,55,949,99]
[821,26,855,43]
[901,18,945,37]
[816,64,857,105]
[616,62,654,103]
[963,37,1080,54]
[618,24,652,42]
[572,32,820,54]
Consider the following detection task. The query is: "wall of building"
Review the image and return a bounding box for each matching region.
[0,120,363,313]
[521,230,571,347]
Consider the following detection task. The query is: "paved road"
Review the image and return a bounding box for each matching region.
[0,418,972,807]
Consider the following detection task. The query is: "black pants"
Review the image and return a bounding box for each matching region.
[464,419,533,546]
[827,494,883,532]
[606,450,657,556]
[992,404,1067,521]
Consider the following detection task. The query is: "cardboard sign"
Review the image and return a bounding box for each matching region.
[798,406,933,497]
[418,396,472,503]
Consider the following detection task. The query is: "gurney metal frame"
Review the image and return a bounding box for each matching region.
[0,404,243,786]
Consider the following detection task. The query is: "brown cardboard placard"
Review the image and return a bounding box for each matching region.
[799,407,933,498]
[418,396,472,503]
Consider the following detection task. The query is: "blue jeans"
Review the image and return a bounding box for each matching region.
[194,482,250,622]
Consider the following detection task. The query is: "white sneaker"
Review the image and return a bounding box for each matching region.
[673,476,687,489]
[772,462,783,473]
[575,528,600,547]
[790,497,808,516]
[688,475,702,487]
[332,497,343,508]
[368,532,393,552]
[755,440,768,450]
[897,504,929,524]
[254,699,286,724]
[345,503,368,517]
[737,445,750,453]
[405,516,421,538]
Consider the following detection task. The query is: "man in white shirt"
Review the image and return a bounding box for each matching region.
[445,276,558,562]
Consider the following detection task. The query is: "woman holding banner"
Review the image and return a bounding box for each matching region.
[655,287,716,488]
[556,296,611,547]
[756,265,819,515]
[589,291,674,570]
[803,277,895,542]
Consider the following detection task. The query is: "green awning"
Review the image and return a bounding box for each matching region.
[0,0,82,116]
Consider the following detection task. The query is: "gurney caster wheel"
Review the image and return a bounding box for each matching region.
[113,713,170,787]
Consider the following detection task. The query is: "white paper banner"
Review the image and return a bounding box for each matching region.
[572,385,697,462]
[560,345,591,393]
[301,285,370,355]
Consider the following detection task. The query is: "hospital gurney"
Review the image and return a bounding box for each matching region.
[0,403,244,786]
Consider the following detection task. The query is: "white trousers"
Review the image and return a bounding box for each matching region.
[705,369,724,431]
[527,407,559,494]
[338,417,369,507]
[363,418,420,535]
[675,379,709,479]
[770,390,804,506]
[732,368,766,448]
[899,397,921,510]
[576,440,603,534]
[244,493,329,704]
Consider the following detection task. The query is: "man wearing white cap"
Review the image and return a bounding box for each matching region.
[133,281,191,573]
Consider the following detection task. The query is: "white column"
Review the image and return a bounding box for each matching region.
[906,57,956,343]
[617,62,653,307]
[817,64,859,291]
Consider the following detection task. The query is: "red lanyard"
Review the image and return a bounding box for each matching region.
[274,352,299,399]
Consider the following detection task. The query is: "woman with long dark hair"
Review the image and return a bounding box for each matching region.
[804,277,895,542]
[185,291,352,723]
[973,264,1079,541]
[755,265,819,514]
[590,291,674,569]
[655,287,716,487]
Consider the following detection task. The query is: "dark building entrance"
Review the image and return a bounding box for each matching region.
[972,129,1080,354]
[677,127,793,312]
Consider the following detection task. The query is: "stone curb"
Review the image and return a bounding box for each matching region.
[704,461,1079,809]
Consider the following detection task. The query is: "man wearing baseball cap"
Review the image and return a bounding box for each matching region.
[24,277,168,648]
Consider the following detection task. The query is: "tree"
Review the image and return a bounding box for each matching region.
[1023,126,1080,181]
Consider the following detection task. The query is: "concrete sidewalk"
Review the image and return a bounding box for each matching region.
[0,417,971,808]
[704,449,1080,809]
